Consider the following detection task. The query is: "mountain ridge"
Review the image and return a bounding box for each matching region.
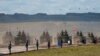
[0,12,100,23]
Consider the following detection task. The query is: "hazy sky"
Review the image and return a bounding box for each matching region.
[0,0,100,14]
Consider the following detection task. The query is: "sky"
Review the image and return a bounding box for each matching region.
[0,0,100,14]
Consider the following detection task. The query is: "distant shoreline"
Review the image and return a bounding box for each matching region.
[0,12,100,23]
[0,21,100,24]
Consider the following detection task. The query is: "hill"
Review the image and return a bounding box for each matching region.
[0,12,100,23]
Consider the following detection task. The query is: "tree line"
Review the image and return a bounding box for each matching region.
[7,30,99,55]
